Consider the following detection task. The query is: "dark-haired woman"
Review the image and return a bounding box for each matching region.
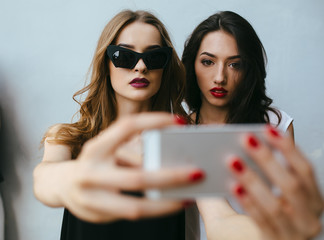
[182,11,294,132]
[183,11,322,239]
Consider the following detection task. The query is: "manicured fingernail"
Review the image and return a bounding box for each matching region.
[174,115,187,125]
[230,158,245,173]
[248,135,259,148]
[189,170,205,182]
[234,185,246,197]
[182,200,195,208]
[267,125,281,138]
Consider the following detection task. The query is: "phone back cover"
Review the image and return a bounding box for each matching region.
[143,125,268,199]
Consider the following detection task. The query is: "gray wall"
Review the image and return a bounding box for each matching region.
[0,0,323,239]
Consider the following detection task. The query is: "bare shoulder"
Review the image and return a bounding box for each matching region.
[42,124,72,162]
[189,112,196,124]
[45,124,64,138]
[287,122,295,143]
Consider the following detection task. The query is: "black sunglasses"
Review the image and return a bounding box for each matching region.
[106,45,172,70]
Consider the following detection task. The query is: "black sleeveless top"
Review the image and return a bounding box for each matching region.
[0,107,4,183]
[60,208,185,240]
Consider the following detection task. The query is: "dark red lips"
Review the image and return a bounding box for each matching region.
[129,78,150,88]
[210,87,228,98]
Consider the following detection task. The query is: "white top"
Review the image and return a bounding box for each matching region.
[186,109,294,240]
[268,109,293,132]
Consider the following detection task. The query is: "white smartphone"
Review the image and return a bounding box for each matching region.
[142,124,271,199]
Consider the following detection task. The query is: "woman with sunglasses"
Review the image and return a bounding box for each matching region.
[182,11,323,239]
[33,10,205,240]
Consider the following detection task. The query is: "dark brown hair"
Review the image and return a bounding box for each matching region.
[182,11,281,124]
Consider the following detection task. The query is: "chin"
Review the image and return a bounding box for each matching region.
[132,94,156,102]
[209,100,228,108]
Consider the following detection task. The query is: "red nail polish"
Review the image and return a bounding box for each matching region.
[174,115,187,125]
[268,126,280,138]
[189,170,205,182]
[231,158,244,173]
[182,200,195,208]
[248,135,259,148]
[234,185,246,197]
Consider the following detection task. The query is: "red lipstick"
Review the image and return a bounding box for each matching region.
[210,87,228,98]
[129,78,150,88]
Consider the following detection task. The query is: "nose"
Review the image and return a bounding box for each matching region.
[134,58,147,73]
[213,64,226,84]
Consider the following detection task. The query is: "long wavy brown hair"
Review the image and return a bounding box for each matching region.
[44,10,187,158]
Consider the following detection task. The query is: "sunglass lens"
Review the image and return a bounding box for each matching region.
[145,51,168,70]
[112,50,136,69]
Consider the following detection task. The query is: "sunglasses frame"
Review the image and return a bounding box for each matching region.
[106,45,172,70]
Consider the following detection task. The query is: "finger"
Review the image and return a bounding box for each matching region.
[69,189,185,223]
[228,158,294,234]
[230,184,279,240]
[265,126,324,216]
[81,112,181,159]
[242,133,321,235]
[242,133,298,193]
[79,163,205,191]
[115,148,142,167]
[231,183,306,240]
[96,192,184,220]
[228,157,281,214]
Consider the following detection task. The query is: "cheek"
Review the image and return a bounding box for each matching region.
[109,70,120,89]
[109,63,118,82]
[109,70,128,93]
[152,70,163,86]
[196,77,210,95]
[194,60,203,79]
[226,67,241,81]
[195,65,210,91]
[230,72,243,88]
[109,63,127,84]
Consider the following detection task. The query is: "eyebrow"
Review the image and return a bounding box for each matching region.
[200,52,241,60]
[117,43,162,51]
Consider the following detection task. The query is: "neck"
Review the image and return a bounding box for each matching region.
[116,98,151,120]
[198,101,229,124]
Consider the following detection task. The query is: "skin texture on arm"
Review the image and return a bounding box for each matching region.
[33,113,205,223]
[197,198,261,240]
[33,140,74,207]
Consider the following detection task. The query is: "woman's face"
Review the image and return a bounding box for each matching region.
[109,21,164,105]
[194,30,243,109]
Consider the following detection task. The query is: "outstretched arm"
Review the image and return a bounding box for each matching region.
[33,113,205,223]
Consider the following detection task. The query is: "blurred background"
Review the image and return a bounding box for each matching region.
[0,0,323,239]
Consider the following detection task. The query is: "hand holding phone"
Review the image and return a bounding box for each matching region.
[143,124,275,199]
